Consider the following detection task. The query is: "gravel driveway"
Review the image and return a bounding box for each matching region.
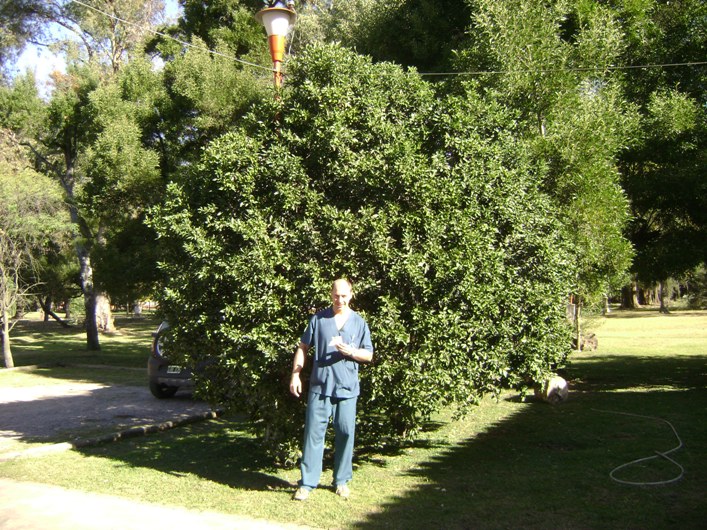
[0,381,217,460]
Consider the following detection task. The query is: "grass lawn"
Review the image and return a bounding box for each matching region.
[1,308,705,529]
[7,311,154,370]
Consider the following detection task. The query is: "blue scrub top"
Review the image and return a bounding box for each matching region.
[300,307,373,399]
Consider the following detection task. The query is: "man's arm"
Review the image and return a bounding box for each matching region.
[289,342,308,398]
[336,320,373,363]
[336,343,373,363]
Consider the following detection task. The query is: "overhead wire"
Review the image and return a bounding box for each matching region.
[417,61,707,77]
[68,1,705,78]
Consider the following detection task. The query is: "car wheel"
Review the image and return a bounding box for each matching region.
[149,380,179,399]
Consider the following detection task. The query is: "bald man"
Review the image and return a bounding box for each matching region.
[290,279,373,501]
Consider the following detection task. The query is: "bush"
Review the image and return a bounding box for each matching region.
[149,44,574,463]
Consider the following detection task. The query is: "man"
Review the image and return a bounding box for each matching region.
[290,279,374,501]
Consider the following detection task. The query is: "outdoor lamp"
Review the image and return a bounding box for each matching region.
[256,1,297,89]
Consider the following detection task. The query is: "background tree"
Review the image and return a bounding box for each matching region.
[622,90,706,311]
[9,0,166,348]
[40,65,109,345]
[449,0,637,343]
[0,72,46,138]
[0,128,72,368]
[686,266,707,309]
[0,69,77,327]
[5,0,274,347]
[150,44,574,462]
[33,242,80,324]
[77,60,162,307]
[0,0,48,77]
[176,0,263,52]
[146,0,272,171]
[617,0,707,310]
[36,0,165,73]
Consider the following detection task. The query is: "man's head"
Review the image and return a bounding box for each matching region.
[331,279,353,315]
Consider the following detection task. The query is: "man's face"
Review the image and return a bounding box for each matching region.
[331,281,353,314]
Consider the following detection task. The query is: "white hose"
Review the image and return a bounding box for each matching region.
[593,409,685,486]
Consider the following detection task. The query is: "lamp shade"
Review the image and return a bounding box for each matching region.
[256,7,296,37]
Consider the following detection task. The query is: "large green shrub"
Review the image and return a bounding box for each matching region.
[149,44,574,463]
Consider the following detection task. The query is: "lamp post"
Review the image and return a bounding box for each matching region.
[256,1,297,89]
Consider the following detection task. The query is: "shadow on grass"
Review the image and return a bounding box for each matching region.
[564,354,707,393]
[353,391,705,529]
[82,415,294,493]
[602,308,707,319]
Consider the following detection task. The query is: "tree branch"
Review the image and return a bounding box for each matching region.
[19,140,62,177]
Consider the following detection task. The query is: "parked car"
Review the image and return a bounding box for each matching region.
[147,321,193,398]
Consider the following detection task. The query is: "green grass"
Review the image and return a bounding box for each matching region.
[1,308,706,529]
[4,314,152,387]
[0,365,146,388]
[8,311,156,369]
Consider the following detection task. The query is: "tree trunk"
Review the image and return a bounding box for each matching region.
[62,152,102,350]
[84,290,100,351]
[95,293,115,333]
[42,296,52,322]
[574,299,582,351]
[621,281,640,309]
[78,247,101,351]
[2,306,13,368]
[659,280,670,314]
[645,285,658,306]
[621,285,634,308]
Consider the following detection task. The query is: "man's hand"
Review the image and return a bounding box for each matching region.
[336,342,356,359]
[336,343,373,363]
[290,373,302,398]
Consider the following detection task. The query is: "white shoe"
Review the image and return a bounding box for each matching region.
[293,487,310,501]
[335,484,350,498]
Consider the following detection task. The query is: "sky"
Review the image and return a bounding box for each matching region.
[12,0,181,98]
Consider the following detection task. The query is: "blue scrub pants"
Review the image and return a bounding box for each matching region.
[300,391,357,490]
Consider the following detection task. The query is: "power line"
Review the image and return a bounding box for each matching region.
[417,61,707,77]
[70,0,274,73]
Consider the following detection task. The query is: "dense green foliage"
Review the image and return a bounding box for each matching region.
[334,0,471,72]
[687,266,707,309]
[150,44,574,462]
[316,0,638,303]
